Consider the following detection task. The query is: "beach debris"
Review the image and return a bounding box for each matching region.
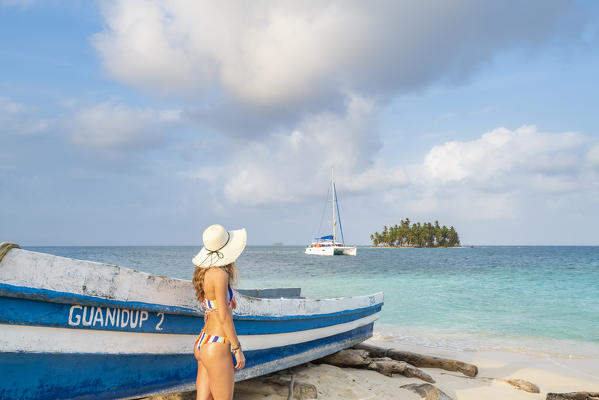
[368,358,435,382]
[315,349,435,383]
[355,343,478,377]
[318,348,371,366]
[546,392,599,400]
[504,378,540,393]
[235,373,318,400]
[400,383,454,400]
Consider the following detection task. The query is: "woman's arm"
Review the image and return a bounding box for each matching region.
[212,268,245,370]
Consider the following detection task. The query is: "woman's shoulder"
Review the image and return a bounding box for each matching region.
[204,266,228,281]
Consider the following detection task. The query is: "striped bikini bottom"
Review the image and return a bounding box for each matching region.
[195,329,230,350]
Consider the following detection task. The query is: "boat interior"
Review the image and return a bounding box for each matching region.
[236,287,303,299]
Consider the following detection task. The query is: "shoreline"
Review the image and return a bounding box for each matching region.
[370,323,599,359]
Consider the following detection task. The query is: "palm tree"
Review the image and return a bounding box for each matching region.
[370,220,460,248]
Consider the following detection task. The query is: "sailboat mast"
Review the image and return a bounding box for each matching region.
[331,168,336,243]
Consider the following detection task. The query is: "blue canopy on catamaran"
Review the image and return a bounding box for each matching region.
[319,235,334,240]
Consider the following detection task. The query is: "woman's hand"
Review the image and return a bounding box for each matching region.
[231,297,237,310]
[234,349,245,370]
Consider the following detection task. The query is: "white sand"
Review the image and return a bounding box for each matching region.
[234,338,599,400]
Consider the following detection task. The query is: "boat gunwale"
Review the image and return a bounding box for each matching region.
[0,282,384,320]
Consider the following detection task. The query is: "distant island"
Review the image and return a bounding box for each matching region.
[370,219,460,248]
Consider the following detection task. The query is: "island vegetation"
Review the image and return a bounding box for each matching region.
[370,219,460,248]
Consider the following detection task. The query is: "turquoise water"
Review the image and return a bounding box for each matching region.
[27,246,599,355]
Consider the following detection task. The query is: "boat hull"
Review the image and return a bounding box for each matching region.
[0,323,374,400]
[305,246,357,256]
[335,246,357,256]
[0,248,382,399]
[305,246,335,256]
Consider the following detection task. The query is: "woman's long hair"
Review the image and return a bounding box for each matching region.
[192,263,238,303]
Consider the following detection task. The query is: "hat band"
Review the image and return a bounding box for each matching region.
[205,231,231,254]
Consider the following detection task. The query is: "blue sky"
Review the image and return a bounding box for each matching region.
[1,1,599,246]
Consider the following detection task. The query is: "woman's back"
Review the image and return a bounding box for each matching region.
[202,267,233,337]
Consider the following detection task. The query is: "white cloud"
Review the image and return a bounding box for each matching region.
[423,125,585,186]
[91,0,589,214]
[394,126,594,221]
[88,1,596,240]
[0,97,49,135]
[69,102,181,150]
[183,122,596,221]
[94,0,576,110]
[587,144,599,168]
[218,95,406,206]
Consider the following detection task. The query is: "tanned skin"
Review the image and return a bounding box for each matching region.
[194,267,245,400]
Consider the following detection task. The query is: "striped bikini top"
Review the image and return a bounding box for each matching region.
[202,284,234,319]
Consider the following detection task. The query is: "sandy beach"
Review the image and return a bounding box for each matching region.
[231,338,599,400]
[145,336,599,400]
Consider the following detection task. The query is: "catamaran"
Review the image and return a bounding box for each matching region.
[305,169,357,256]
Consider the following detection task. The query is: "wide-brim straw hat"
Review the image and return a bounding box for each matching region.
[192,224,247,268]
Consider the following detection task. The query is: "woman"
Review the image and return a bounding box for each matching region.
[191,224,246,400]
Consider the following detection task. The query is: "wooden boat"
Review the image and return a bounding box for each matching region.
[0,245,383,399]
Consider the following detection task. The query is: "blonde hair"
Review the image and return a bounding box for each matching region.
[192,263,238,303]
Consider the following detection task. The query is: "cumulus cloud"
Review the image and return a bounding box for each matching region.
[400,125,595,220]
[185,121,595,217]
[93,0,578,114]
[220,95,408,205]
[587,144,599,168]
[69,102,181,150]
[89,0,594,225]
[423,125,585,187]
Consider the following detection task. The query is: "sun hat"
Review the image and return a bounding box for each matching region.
[192,224,247,268]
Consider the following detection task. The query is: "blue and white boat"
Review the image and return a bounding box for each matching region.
[0,244,383,399]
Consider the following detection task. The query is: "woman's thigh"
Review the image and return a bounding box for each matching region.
[195,343,213,400]
[199,343,234,400]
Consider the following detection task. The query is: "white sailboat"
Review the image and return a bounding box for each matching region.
[305,169,357,256]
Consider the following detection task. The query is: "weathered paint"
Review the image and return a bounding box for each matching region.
[0,284,381,335]
[0,249,383,316]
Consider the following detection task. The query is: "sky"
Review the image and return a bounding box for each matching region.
[1,0,599,246]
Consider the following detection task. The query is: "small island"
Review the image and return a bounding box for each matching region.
[370,219,460,248]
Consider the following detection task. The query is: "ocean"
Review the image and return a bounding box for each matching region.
[26,245,599,358]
